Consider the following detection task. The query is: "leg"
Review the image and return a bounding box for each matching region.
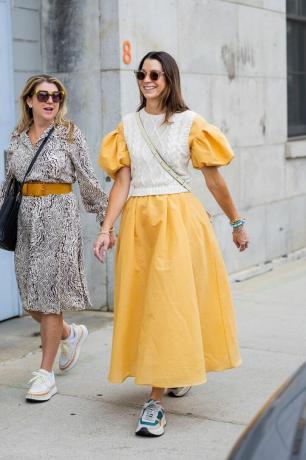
[26,312,62,401]
[26,313,88,402]
[150,387,165,401]
[40,313,63,372]
[28,310,43,323]
[28,310,70,339]
[27,309,88,379]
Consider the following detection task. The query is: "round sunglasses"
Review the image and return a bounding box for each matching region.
[134,70,165,81]
[32,89,64,103]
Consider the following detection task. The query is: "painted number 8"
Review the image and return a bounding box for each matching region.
[122,40,132,65]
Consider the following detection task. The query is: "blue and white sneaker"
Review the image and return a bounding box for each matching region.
[135,399,166,437]
[167,386,191,397]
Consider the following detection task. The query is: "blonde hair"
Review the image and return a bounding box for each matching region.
[17,74,75,142]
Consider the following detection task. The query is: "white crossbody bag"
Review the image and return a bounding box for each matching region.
[135,112,191,192]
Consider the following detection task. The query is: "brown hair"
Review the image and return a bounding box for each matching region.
[16,74,75,142]
[137,51,189,123]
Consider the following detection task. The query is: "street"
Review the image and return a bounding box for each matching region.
[1,258,306,460]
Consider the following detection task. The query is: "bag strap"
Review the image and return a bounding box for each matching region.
[135,112,191,192]
[21,126,55,186]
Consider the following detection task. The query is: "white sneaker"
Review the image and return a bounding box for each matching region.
[59,324,88,373]
[167,386,191,397]
[135,400,167,437]
[26,369,57,402]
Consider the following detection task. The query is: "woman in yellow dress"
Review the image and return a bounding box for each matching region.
[94,51,249,437]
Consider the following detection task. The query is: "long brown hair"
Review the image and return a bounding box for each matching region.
[137,51,189,123]
[17,74,75,142]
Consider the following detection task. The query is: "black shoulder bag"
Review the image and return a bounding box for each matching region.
[0,127,55,251]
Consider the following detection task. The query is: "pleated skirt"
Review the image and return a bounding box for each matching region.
[109,192,241,387]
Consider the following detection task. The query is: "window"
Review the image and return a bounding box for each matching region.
[287,1,306,137]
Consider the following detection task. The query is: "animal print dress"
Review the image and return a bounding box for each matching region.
[1,123,108,314]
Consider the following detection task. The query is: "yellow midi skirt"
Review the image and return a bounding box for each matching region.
[109,192,241,388]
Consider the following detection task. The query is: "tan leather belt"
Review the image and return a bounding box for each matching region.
[22,182,72,197]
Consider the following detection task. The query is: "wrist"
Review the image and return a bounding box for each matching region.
[98,230,110,237]
[230,217,245,231]
[100,225,114,233]
[230,217,245,226]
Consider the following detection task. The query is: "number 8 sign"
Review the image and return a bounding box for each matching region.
[122,40,132,65]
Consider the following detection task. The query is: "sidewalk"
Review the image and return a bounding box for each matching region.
[1,258,306,460]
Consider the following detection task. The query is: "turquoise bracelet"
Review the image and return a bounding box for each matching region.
[230,218,245,228]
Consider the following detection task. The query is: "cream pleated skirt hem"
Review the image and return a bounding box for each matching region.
[108,192,241,388]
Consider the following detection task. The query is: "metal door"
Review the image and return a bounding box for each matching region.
[0,0,21,320]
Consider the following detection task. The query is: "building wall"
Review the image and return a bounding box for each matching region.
[6,0,306,310]
[12,0,42,114]
[0,0,42,319]
[116,0,303,276]
[0,0,21,320]
[40,0,109,308]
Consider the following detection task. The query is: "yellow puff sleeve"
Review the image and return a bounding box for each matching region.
[98,122,131,179]
[189,116,234,169]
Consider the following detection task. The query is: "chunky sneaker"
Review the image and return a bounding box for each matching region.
[167,386,191,397]
[135,399,166,437]
[59,324,88,373]
[26,369,57,402]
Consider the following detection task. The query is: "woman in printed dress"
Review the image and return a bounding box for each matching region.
[2,74,108,401]
[94,51,249,437]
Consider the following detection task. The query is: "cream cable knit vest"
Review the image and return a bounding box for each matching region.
[123,108,197,196]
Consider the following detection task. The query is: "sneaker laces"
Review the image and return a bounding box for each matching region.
[28,371,49,384]
[142,401,161,423]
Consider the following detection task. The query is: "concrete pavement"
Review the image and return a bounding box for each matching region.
[1,258,306,460]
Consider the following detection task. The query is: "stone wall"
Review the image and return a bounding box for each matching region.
[40,0,109,308]
[12,0,42,115]
[115,0,306,276]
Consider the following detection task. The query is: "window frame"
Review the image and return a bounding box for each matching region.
[287,5,306,138]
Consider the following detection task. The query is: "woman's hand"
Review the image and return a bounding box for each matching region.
[93,233,111,263]
[93,166,130,262]
[232,227,249,252]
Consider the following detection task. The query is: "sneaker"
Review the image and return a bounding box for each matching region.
[135,399,166,437]
[167,386,191,397]
[59,324,88,373]
[26,369,57,402]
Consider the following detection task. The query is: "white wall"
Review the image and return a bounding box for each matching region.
[114,0,306,275]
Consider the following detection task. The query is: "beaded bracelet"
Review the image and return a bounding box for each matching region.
[230,218,245,229]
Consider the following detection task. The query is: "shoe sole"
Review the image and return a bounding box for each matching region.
[26,385,58,402]
[167,386,191,398]
[59,325,88,373]
[135,421,166,437]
